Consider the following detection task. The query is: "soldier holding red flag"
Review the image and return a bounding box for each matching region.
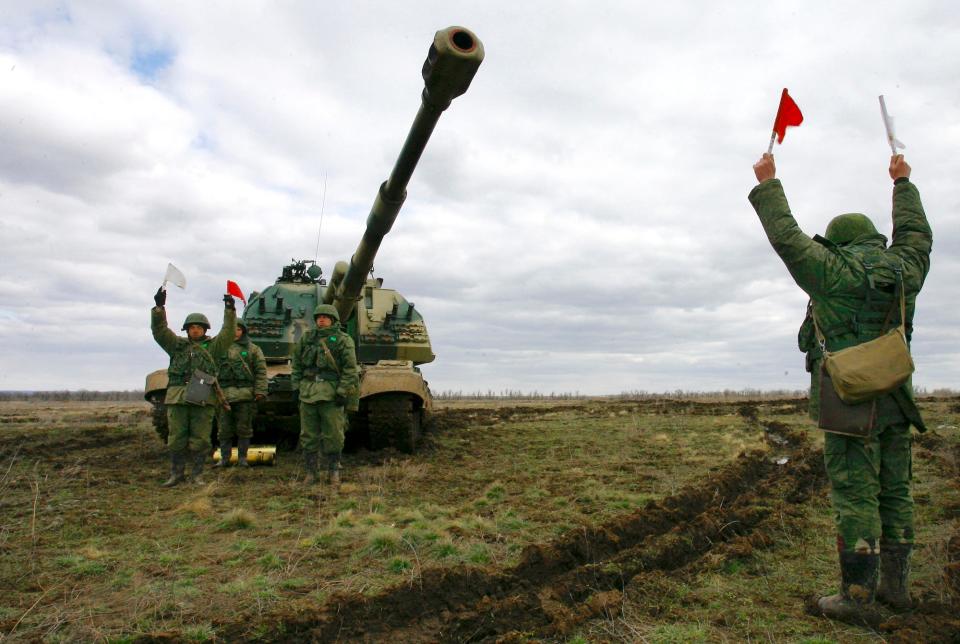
[750,149,931,624]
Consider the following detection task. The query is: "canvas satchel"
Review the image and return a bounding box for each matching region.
[185,369,216,405]
[817,367,877,437]
[813,271,914,406]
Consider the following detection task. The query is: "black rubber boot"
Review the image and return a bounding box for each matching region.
[304,452,319,485]
[188,451,207,485]
[817,551,880,625]
[214,441,231,468]
[161,451,186,488]
[326,454,341,488]
[877,542,913,611]
[237,438,251,468]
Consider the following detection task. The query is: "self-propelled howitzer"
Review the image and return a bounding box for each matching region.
[145,26,484,453]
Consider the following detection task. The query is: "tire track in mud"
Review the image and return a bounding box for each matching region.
[220,422,826,643]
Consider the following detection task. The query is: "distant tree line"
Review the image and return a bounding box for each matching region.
[433,389,808,401]
[434,390,585,400]
[0,391,144,401]
[436,387,959,401]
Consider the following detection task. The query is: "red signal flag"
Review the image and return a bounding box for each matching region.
[226,280,246,306]
[772,88,804,144]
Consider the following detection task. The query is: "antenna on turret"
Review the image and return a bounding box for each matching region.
[313,171,328,263]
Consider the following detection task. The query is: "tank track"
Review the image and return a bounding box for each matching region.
[366,393,421,453]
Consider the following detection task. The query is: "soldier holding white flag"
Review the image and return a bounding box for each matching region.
[749,151,931,625]
[151,267,237,487]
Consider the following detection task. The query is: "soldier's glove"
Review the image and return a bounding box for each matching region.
[154,286,166,308]
[223,294,236,310]
[334,394,347,408]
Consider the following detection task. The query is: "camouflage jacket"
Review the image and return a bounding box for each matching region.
[749,178,932,430]
[151,307,237,406]
[217,336,268,403]
[291,324,360,408]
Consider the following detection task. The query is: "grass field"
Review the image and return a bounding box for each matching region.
[0,397,958,642]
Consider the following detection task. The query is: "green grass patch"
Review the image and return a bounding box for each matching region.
[182,623,215,642]
[172,578,200,598]
[387,557,413,573]
[174,516,202,530]
[280,577,311,590]
[366,525,401,554]
[54,554,108,577]
[647,623,708,643]
[258,553,284,571]
[495,509,529,532]
[110,568,134,590]
[432,541,459,559]
[333,509,357,528]
[465,543,491,565]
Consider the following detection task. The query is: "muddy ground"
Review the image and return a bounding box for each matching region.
[1,397,958,642]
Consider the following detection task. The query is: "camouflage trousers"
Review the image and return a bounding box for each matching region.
[217,400,256,443]
[298,401,345,456]
[824,420,913,553]
[166,404,215,453]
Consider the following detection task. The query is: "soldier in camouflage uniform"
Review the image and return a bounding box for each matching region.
[152,288,237,487]
[750,153,931,623]
[291,304,360,487]
[214,319,268,468]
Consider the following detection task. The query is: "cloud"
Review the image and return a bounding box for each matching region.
[0,1,958,393]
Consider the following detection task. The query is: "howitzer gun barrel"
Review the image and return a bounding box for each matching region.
[334,26,484,321]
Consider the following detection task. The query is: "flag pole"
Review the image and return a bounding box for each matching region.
[879,95,897,156]
[767,88,788,155]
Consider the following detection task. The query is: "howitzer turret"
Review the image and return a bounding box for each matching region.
[145,26,484,454]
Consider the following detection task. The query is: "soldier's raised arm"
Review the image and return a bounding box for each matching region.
[209,294,239,356]
[748,154,832,296]
[151,287,180,354]
[887,155,932,290]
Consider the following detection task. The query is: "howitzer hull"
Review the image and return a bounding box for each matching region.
[145,362,431,453]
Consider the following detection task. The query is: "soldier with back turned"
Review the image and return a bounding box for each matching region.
[749,153,931,623]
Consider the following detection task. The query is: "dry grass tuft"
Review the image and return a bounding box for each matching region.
[177,496,213,516]
[78,546,107,560]
[219,508,256,531]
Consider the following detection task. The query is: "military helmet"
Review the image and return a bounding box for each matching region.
[825,213,879,246]
[313,303,340,323]
[181,312,211,331]
[237,319,248,331]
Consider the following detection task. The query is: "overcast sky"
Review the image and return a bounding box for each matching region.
[1,1,958,394]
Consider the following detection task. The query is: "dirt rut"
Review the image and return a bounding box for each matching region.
[214,423,826,642]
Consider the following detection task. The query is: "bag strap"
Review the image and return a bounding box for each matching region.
[879,266,906,336]
[319,337,341,376]
[811,259,905,351]
[238,346,256,381]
